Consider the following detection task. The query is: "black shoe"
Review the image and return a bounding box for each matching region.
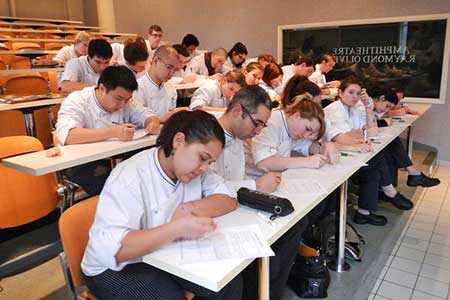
[354,211,387,226]
[407,172,440,187]
[384,193,414,210]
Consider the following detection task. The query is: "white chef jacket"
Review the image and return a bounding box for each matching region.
[81,147,236,276]
[189,79,229,109]
[134,72,177,116]
[55,86,153,145]
[324,100,367,141]
[60,55,101,86]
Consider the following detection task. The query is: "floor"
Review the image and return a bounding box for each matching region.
[1,152,448,300]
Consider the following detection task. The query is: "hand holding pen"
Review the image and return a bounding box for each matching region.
[113,122,137,141]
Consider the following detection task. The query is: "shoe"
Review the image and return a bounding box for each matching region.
[407,172,440,187]
[384,193,414,210]
[354,211,387,226]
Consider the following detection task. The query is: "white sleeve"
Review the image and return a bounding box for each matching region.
[225,180,256,192]
[125,99,155,127]
[55,95,86,145]
[251,125,281,164]
[52,46,70,64]
[324,108,353,141]
[84,171,146,271]
[133,85,148,107]
[189,85,211,109]
[201,170,237,198]
[167,84,178,111]
[61,59,82,82]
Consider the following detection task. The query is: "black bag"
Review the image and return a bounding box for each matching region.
[287,255,330,298]
[237,187,294,220]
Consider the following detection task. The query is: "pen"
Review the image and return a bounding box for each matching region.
[260,167,270,173]
[363,128,368,143]
[340,152,356,157]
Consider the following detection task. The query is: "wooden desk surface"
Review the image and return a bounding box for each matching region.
[0,97,64,111]
[0,16,83,25]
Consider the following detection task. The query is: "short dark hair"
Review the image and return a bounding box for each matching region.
[320,53,336,64]
[384,88,400,105]
[124,37,149,65]
[340,76,361,92]
[226,85,271,114]
[172,44,190,57]
[156,110,225,157]
[88,38,113,59]
[228,42,248,57]
[281,76,321,108]
[97,65,138,92]
[182,34,200,47]
[293,56,313,67]
[148,24,162,33]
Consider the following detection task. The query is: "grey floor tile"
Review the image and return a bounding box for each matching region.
[415,276,449,299]
[411,290,447,300]
[377,281,412,300]
[401,236,430,252]
[420,263,450,283]
[406,228,433,241]
[384,267,418,288]
[424,253,450,271]
[396,245,426,262]
[390,257,422,275]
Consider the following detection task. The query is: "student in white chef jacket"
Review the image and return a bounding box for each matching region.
[181,33,201,62]
[170,44,197,84]
[185,47,227,80]
[52,31,92,65]
[281,56,315,89]
[219,42,248,73]
[56,66,160,196]
[324,76,413,226]
[81,110,242,300]
[259,62,284,100]
[60,39,112,93]
[134,45,178,123]
[145,24,166,60]
[119,37,149,79]
[213,85,304,300]
[189,70,246,111]
[308,53,341,96]
[243,62,264,86]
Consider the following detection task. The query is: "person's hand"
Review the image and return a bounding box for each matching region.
[406,107,420,115]
[322,142,340,165]
[174,214,217,240]
[349,128,363,139]
[359,88,371,107]
[113,123,136,141]
[145,116,161,135]
[327,80,341,88]
[384,118,393,126]
[303,154,328,168]
[367,126,379,137]
[255,172,282,193]
[180,73,197,84]
[353,142,372,153]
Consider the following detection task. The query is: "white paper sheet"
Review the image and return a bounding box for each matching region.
[132,128,149,140]
[179,225,274,265]
[274,179,327,197]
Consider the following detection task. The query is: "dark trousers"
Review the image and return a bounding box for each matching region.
[384,137,413,187]
[84,262,243,300]
[356,151,393,211]
[65,159,112,196]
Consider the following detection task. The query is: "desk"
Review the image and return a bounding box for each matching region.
[173,79,206,90]
[1,103,432,299]
[1,134,157,176]
[0,97,64,136]
[0,21,101,31]
[0,67,63,75]
[0,16,83,25]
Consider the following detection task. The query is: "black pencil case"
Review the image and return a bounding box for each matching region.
[237,187,295,220]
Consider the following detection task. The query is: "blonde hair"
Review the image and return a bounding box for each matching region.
[284,93,325,140]
[74,31,93,44]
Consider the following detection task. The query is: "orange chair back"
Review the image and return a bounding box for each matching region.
[45,42,66,51]
[0,136,58,228]
[59,196,99,288]
[5,74,48,95]
[11,42,42,51]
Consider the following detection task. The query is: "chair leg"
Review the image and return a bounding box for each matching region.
[59,253,78,300]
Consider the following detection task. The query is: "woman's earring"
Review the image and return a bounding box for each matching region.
[171,148,176,156]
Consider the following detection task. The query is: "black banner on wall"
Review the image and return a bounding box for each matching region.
[281,16,449,102]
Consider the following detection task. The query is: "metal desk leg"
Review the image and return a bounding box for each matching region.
[23,111,35,136]
[329,181,350,272]
[406,124,414,159]
[259,256,270,300]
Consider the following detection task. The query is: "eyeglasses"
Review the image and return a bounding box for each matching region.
[241,105,267,129]
[157,57,177,73]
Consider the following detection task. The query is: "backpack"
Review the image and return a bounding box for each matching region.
[287,254,330,298]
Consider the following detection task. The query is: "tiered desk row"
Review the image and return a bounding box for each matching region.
[2,102,431,300]
[0,16,137,147]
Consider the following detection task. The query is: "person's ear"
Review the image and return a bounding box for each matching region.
[172,132,186,153]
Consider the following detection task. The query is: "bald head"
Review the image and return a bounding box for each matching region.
[213,48,227,59]
[154,45,179,60]
[211,48,227,69]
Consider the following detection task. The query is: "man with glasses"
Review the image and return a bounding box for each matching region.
[213,85,281,193]
[61,39,113,93]
[146,24,165,60]
[134,45,179,123]
[213,85,309,300]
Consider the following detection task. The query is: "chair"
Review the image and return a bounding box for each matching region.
[4,74,53,147]
[11,42,42,51]
[45,42,66,51]
[59,196,99,300]
[0,136,61,279]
